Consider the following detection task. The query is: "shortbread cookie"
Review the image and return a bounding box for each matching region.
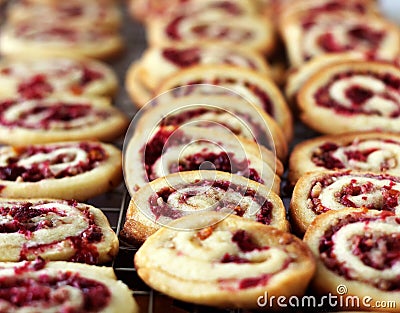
[0,198,118,263]
[7,0,122,30]
[0,259,138,312]
[0,21,123,60]
[289,132,400,184]
[304,208,400,312]
[147,11,275,54]
[124,125,283,193]
[121,171,288,244]
[280,10,400,66]
[290,170,400,234]
[0,56,118,98]
[133,43,270,91]
[156,65,293,141]
[135,94,287,160]
[129,0,257,23]
[297,61,400,134]
[0,141,122,200]
[135,213,315,308]
[285,52,364,104]
[0,95,128,144]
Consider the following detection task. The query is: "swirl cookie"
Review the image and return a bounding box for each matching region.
[129,43,270,93]
[289,132,400,184]
[156,65,293,141]
[0,198,118,263]
[135,94,287,160]
[124,125,283,193]
[147,10,275,54]
[0,260,138,312]
[290,170,400,234]
[129,0,257,23]
[0,95,128,145]
[304,208,400,312]
[0,56,118,98]
[7,0,122,30]
[280,10,400,67]
[135,213,315,308]
[121,171,288,244]
[0,141,122,200]
[297,61,400,134]
[0,21,123,60]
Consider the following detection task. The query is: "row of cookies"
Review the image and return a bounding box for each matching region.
[279,1,400,310]
[0,2,139,312]
[125,0,293,152]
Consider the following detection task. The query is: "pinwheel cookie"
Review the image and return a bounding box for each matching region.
[135,94,287,160]
[0,198,118,263]
[135,213,315,308]
[304,208,400,312]
[7,0,122,29]
[147,10,275,54]
[298,61,400,134]
[129,43,270,93]
[290,170,400,234]
[0,260,138,312]
[124,125,283,193]
[121,171,288,244]
[129,0,257,23]
[0,141,122,200]
[0,21,123,60]
[289,132,400,184]
[285,52,364,105]
[0,56,118,98]
[156,65,293,141]
[280,10,400,67]
[0,95,128,145]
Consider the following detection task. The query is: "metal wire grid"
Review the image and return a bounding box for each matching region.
[101,190,246,313]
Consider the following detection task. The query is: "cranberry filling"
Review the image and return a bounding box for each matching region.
[170,151,264,184]
[17,75,53,100]
[0,100,109,130]
[309,173,400,214]
[312,140,398,170]
[348,26,384,46]
[162,47,201,67]
[147,179,273,223]
[232,230,260,252]
[166,16,184,40]
[319,211,400,290]
[220,253,249,264]
[80,66,103,86]
[0,270,110,311]
[142,127,264,184]
[0,143,107,182]
[19,206,103,264]
[314,71,400,116]
[0,203,63,236]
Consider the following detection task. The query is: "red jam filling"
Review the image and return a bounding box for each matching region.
[169,151,263,183]
[314,72,400,116]
[0,203,64,236]
[319,211,400,290]
[17,75,53,100]
[232,230,260,252]
[0,143,107,182]
[0,270,110,311]
[147,180,273,223]
[162,47,201,67]
[312,140,398,170]
[0,100,109,130]
[19,205,103,264]
[309,173,400,214]
[142,127,264,184]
